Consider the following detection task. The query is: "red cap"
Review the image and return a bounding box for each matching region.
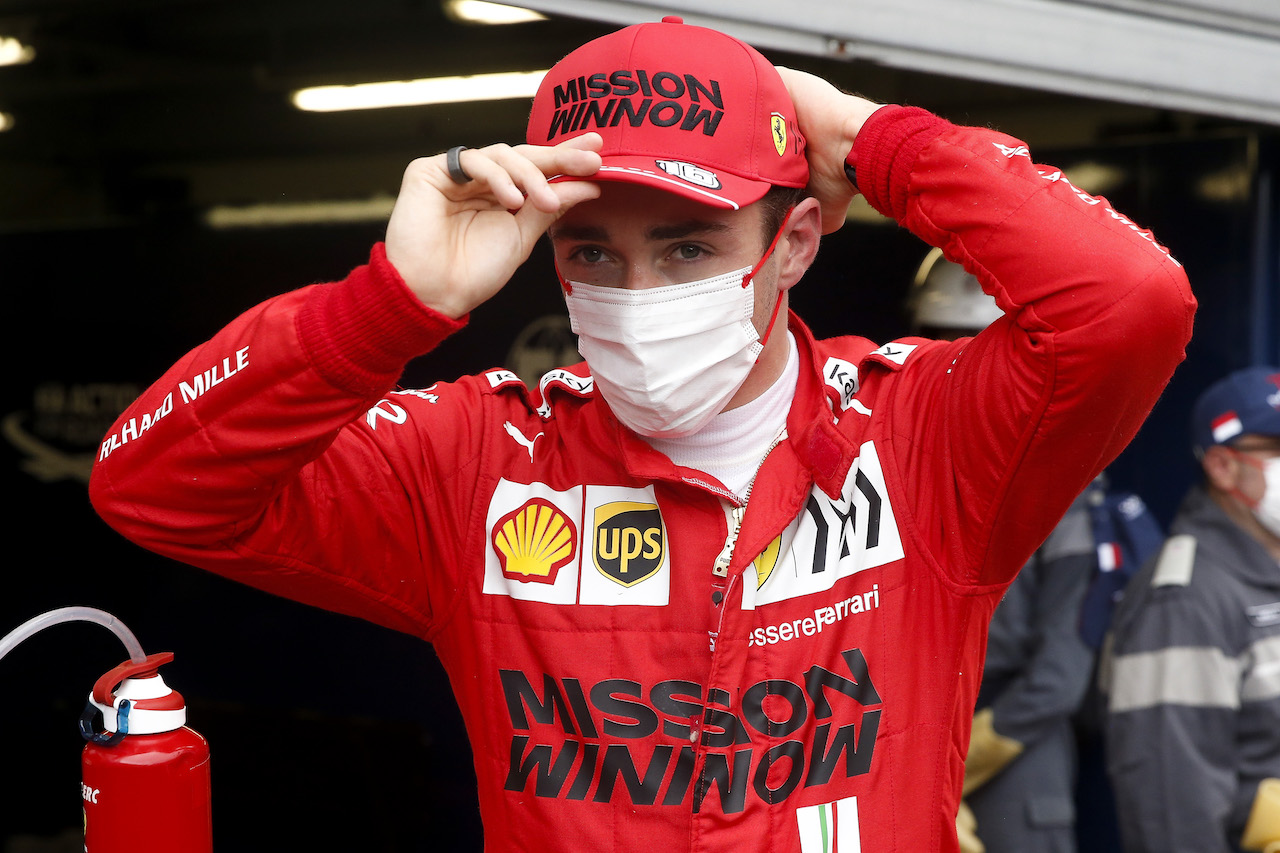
[527,16,808,209]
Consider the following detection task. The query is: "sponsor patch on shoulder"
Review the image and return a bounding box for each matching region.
[865,342,917,368]
[484,369,522,389]
[822,357,859,411]
[534,368,595,418]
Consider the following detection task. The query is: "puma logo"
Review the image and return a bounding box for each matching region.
[503,421,543,462]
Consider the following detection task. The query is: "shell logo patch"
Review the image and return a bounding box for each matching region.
[492,498,577,585]
[593,501,665,587]
[771,113,787,157]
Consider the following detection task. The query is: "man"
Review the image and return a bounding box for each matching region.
[89,16,1194,852]
[1105,366,1280,853]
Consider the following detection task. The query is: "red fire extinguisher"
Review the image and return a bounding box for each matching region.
[0,606,212,852]
[79,650,212,852]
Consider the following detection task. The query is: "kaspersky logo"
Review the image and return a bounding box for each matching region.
[593,501,665,587]
[493,499,578,585]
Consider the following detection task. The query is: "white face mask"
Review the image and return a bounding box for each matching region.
[1252,456,1280,539]
[564,266,765,438]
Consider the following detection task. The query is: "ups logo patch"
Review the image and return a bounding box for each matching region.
[593,501,665,587]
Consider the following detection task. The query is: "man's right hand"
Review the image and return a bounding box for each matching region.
[384,134,604,319]
[775,67,884,234]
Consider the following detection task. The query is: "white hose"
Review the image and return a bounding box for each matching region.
[0,606,146,664]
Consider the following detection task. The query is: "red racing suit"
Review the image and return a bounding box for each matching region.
[89,106,1195,852]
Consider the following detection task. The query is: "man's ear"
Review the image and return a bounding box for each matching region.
[1202,445,1240,493]
[776,196,823,294]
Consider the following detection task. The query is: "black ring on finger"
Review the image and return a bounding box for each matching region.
[446,146,473,184]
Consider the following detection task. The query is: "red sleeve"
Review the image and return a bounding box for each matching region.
[856,106,1196,586]
[89,244,473,637]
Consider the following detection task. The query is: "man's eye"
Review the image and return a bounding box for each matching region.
[675,244,703,260]
[575,247,606,263]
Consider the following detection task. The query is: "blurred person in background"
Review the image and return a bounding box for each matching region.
[1104,366,1280,853]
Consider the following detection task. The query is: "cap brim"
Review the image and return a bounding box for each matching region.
[549,154,771,210]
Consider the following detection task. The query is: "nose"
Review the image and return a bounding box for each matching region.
[620,262,668,291]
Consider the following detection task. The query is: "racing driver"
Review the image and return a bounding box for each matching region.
[89,15,1196,853]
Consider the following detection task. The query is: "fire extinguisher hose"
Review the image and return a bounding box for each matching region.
[0,606,146,664]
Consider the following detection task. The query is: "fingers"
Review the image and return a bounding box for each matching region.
[442,135,603,213]
[451,144,539,210]
[513,179,601,247]
[773,65,886,233]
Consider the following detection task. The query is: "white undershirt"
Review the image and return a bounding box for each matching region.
[646,332,799,498]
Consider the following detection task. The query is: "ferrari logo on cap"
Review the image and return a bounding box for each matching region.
[771,113,787,156]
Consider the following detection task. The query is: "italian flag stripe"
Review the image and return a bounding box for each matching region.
[798,796,860,853]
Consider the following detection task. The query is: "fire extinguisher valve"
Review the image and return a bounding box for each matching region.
[81,651,187,742]
[79,699,131,746]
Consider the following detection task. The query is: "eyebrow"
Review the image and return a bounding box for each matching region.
[646,219,731,241]
[548,223,608,242]
[549,219,731,243]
